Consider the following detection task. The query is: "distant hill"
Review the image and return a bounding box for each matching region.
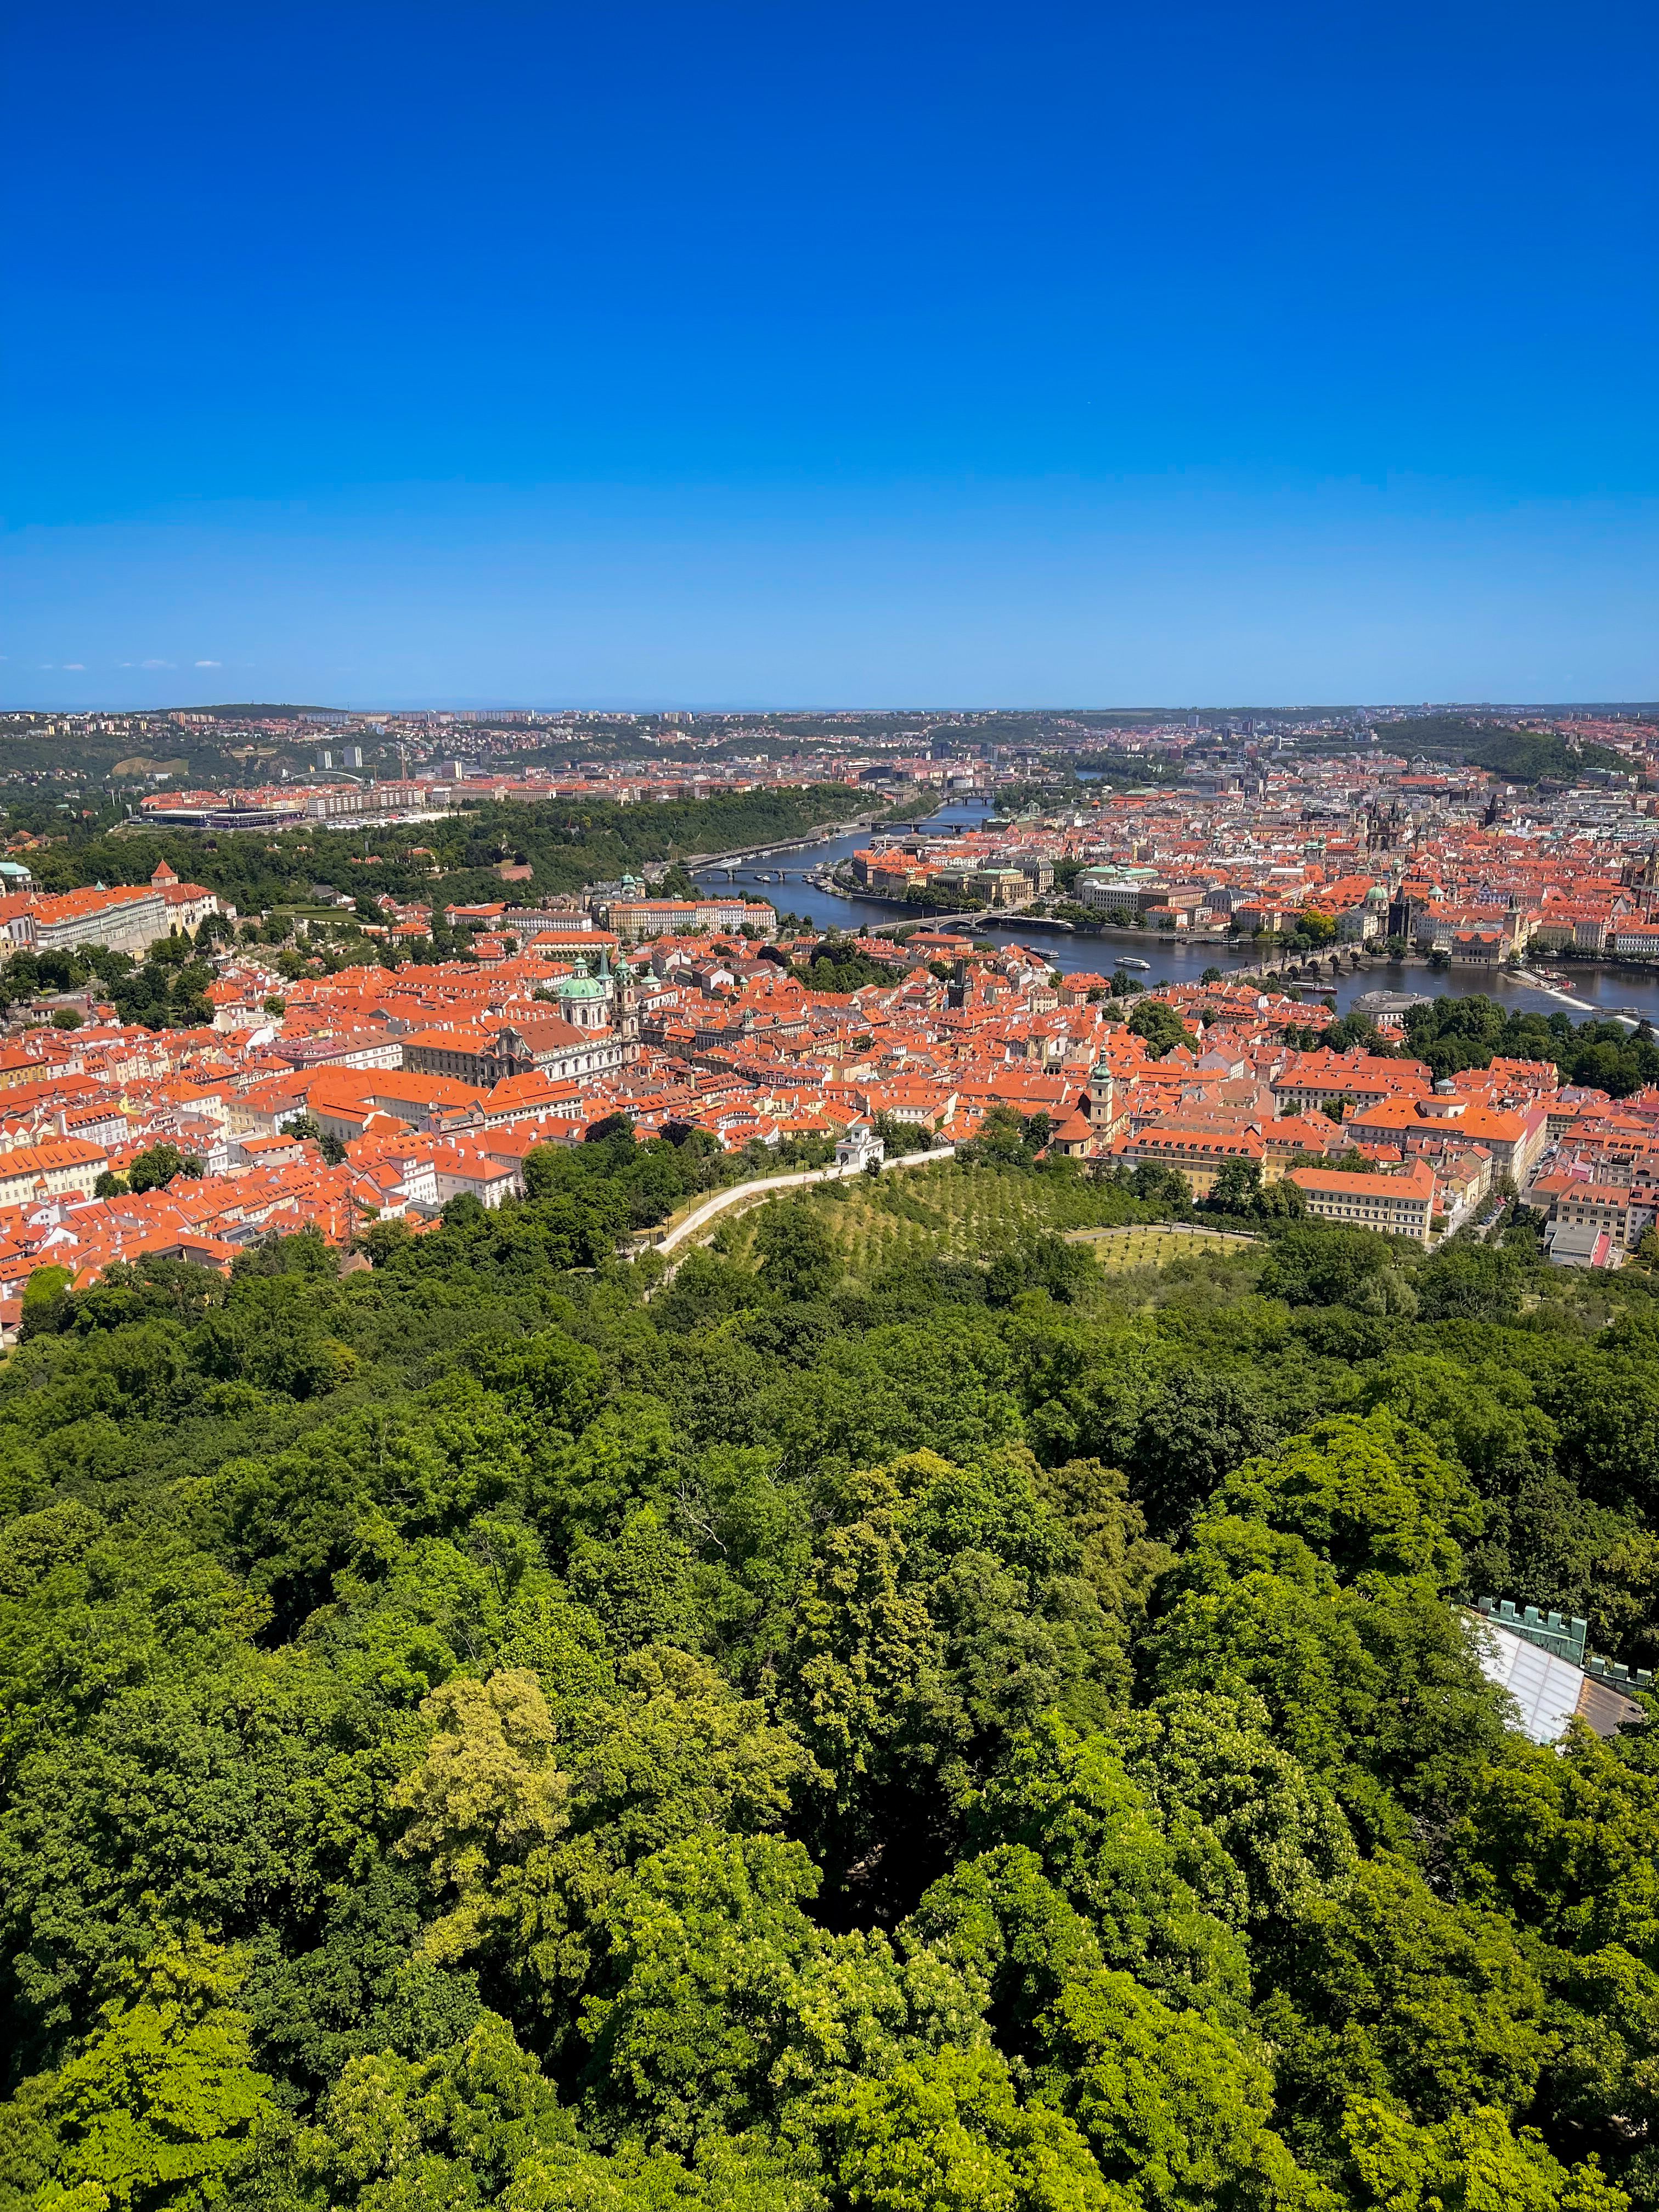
[1472,730,1628,783]
[180,702,334,719]
[1395,715,1628,783]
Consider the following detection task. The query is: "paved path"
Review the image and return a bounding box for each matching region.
[1063,1221,1259,1248]
[646,1147,957,1255]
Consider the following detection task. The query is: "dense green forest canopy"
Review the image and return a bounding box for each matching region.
[5,786,869,916]
[5,1136,1659,2211]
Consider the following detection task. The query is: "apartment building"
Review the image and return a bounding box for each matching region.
[1550,1181,1657,1251]
[1269,1050,1432,1114]
[269,1032,404,1074]
[304,783,432,821]
[430,1144,520,1209]
[0,1135,111,1204]
[1113,1121,1266,1198]
[1074,873,1167,918]
[607,898,776,942]
[1345,1093,1549,1183]
[31,887,171,958]
[1284,1157,1436,1245]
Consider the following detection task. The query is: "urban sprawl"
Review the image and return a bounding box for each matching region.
[1,698,1658,1314]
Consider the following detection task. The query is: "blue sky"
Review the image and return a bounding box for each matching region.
[5,1,1656,708]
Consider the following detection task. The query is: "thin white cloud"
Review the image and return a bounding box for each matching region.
[140,658,174,670]
[195,658,221,668]
[38,663,53,670]
[63,662,86,670]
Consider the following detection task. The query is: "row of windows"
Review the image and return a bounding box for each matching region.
[1142,1144,1255,1161]
[1309,1198,1424,1218]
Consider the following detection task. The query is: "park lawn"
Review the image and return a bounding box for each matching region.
[1073,1225,1257,1271]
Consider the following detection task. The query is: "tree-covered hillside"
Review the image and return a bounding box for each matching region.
[1392,716,1629,783]
[3,1143,1658,2211]
[9,785,870,915]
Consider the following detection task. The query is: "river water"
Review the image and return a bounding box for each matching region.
[693,801,1659,1028]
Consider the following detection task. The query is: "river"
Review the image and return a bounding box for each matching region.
[692,801,1659,1028]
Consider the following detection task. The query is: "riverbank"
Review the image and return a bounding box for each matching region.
[690,805,1659,1028]
[683,796,915,874]
[1510,969,1642,1024]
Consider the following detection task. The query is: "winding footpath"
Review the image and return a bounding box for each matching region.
[644,1146,958,1256]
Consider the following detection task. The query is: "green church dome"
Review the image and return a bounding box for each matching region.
[557,956,610,1003]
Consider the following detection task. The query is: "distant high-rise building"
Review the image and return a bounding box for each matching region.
[315,747,333,770]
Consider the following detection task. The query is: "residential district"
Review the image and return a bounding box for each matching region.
[2,703,1659,1316]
